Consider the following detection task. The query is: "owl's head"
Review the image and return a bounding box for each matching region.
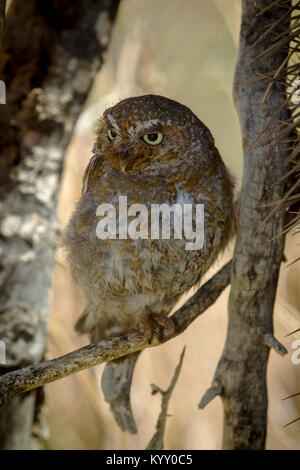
[93,94,210,173]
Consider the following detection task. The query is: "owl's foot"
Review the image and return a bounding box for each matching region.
[140,310,175,344]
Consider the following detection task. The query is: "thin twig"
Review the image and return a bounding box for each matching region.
[282,391,300,400]
[283,417,300,428]
[285,328,300,337]
[146,346,186,450]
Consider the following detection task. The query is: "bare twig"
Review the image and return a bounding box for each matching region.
[0,260,232,407]
[285,328,300,337]
[282,391,300,400]
[283,417,300,428]
[146,346,186,450]
[198,382,223,409]
[262,332,287,355]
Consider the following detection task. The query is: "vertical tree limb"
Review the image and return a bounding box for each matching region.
[200,0,290,449]
[0,0,120,449]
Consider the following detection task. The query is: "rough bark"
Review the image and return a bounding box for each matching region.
[200,0,290,450]
[0,0,120,449]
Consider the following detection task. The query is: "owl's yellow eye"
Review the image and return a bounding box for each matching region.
[142,133,163,145]
[107,129,117,141]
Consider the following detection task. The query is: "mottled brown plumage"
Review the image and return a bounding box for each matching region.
[64,94,234,432]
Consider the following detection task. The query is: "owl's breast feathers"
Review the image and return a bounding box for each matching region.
[64,149,233,336]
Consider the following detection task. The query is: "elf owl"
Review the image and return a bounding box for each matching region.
[64,94,234,433]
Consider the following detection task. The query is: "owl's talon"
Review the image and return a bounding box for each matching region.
[139,311,175,344]
[140,317,153,344]
[152,313,175,337]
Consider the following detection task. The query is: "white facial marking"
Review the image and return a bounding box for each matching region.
[106,113,120,133]
[127,119,160,138]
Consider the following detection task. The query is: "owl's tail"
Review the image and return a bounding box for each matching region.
[76,310,140,433]
[101,352,140,434]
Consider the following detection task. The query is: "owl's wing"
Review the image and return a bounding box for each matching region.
[82,154,103,194]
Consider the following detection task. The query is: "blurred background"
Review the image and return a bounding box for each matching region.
[45,0,300,449]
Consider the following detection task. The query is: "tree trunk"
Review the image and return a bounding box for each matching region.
[218,0,290,449]
[0,0,120,449]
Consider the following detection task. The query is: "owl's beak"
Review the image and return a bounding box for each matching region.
[119,151,135,173]
[120,160,128,173]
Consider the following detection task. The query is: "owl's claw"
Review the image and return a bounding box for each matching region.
[140,310,175,344]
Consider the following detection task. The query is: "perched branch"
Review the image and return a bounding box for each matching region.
[146,346,186,450]
[0,260,232,407]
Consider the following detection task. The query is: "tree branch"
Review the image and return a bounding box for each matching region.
[0,260,232,407]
